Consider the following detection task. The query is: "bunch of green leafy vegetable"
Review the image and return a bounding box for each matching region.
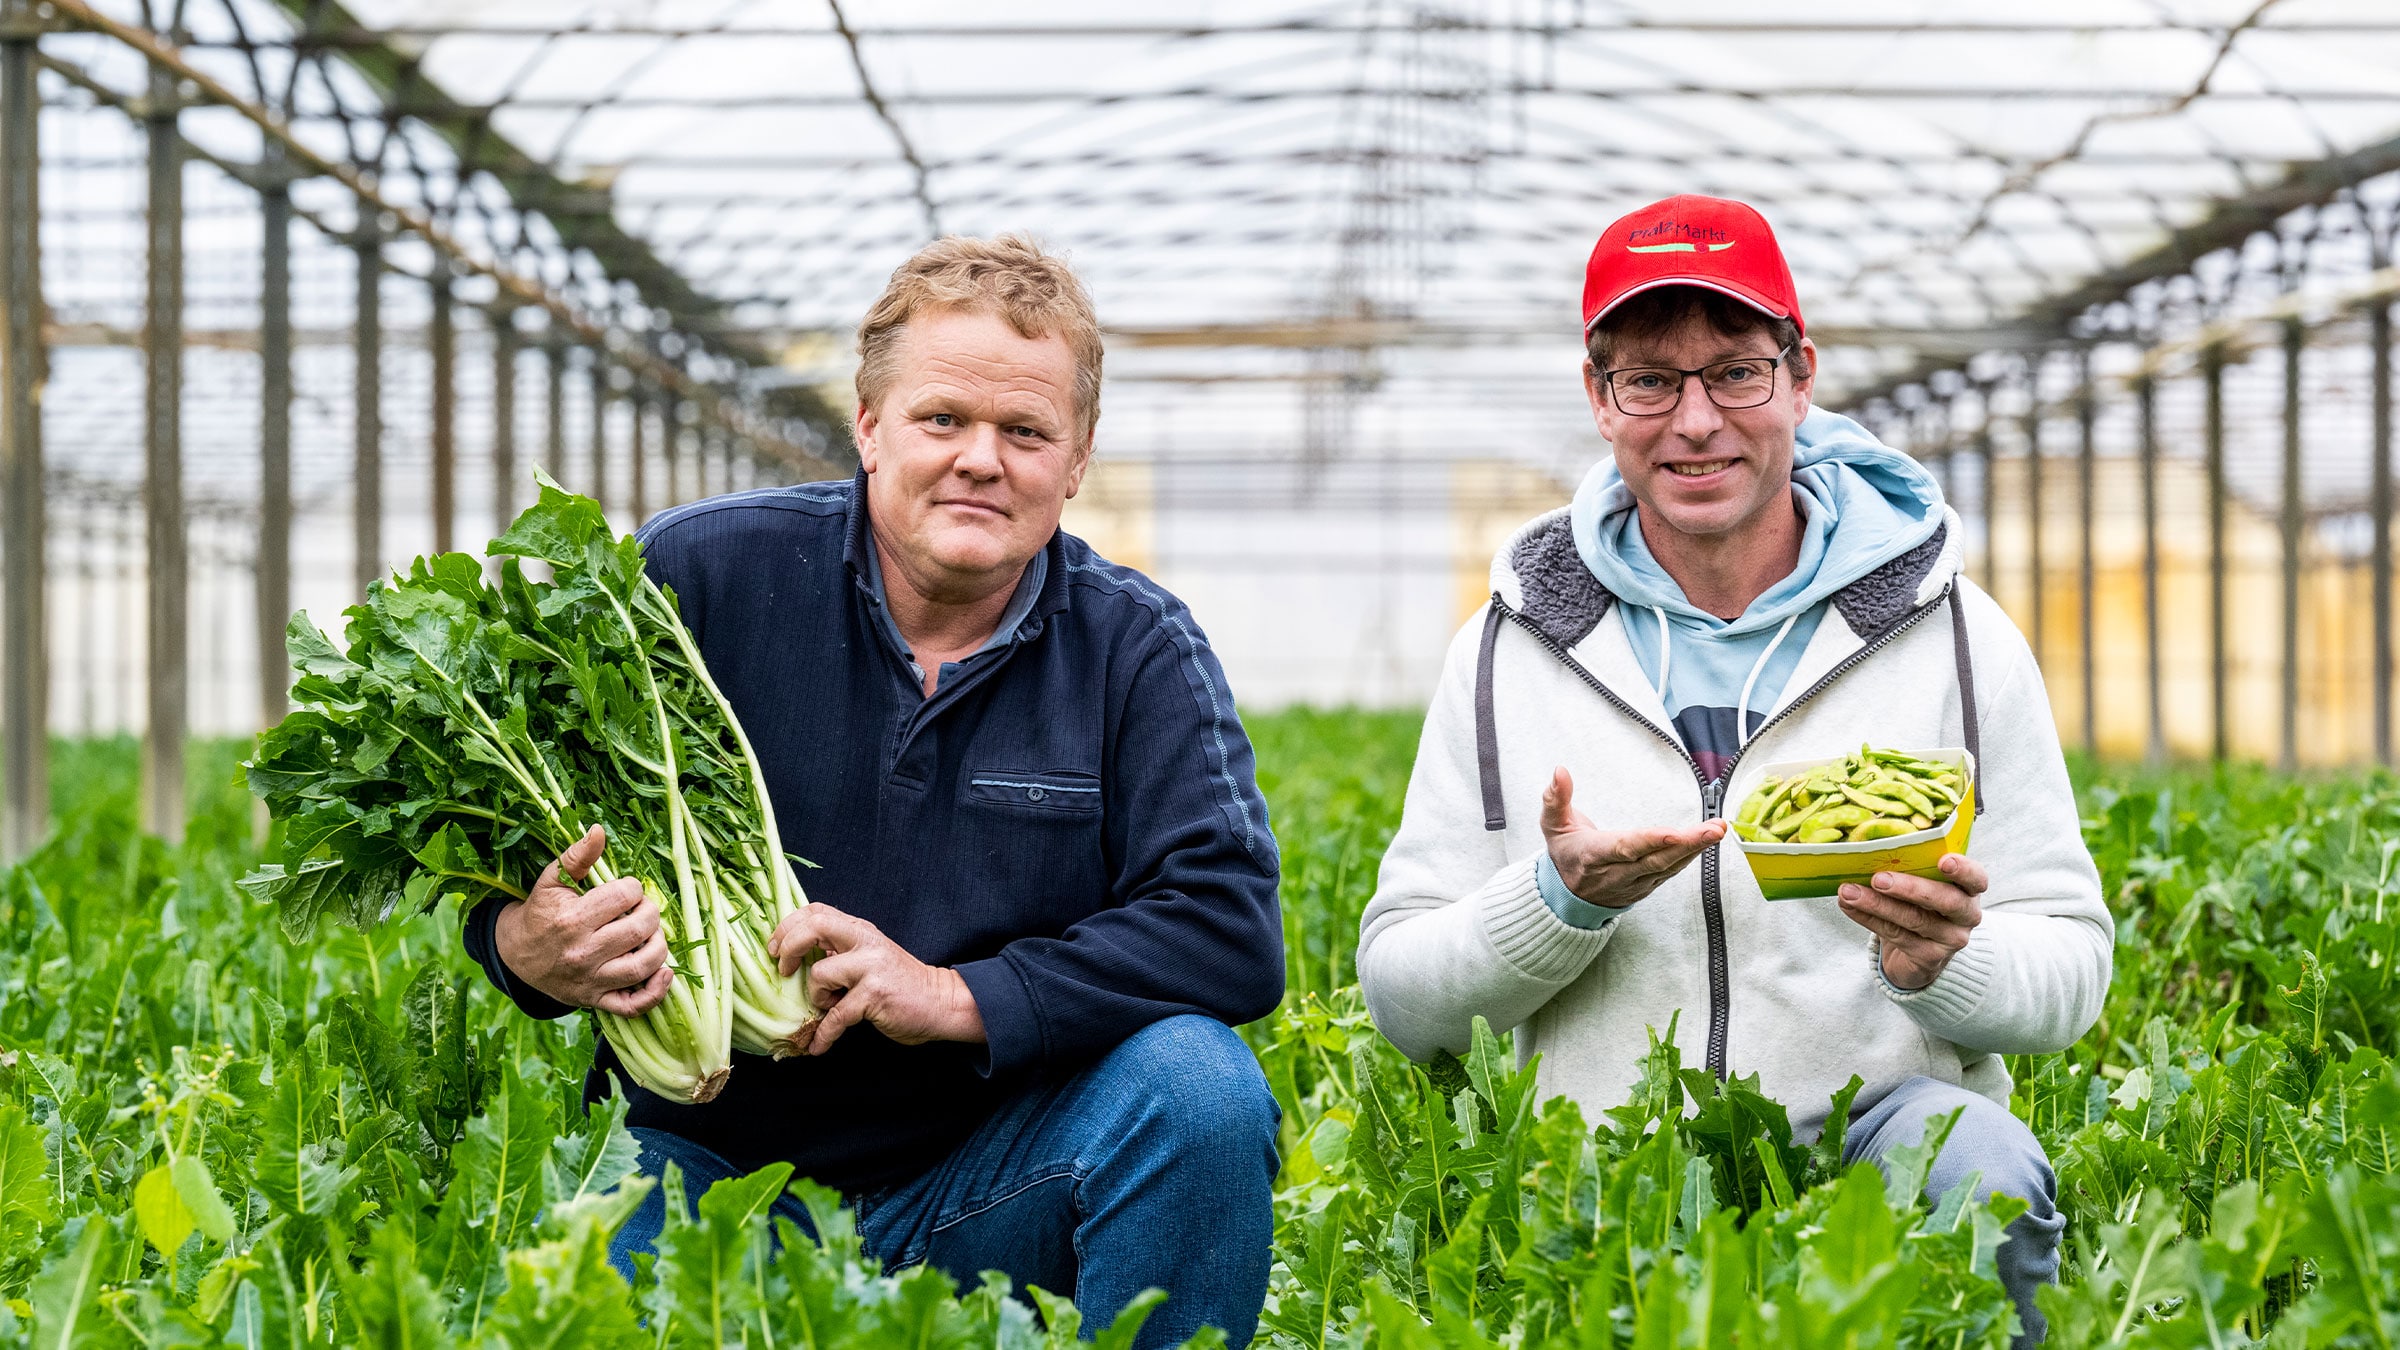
[237,473,816,1102]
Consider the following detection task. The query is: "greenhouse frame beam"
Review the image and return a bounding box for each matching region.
[629,384,649,527]
[2376,300,2395,769]
[344,87,2400,114]
[44,0,836,471]
[264,0,827,411]
[241,19,2400,41]
[667,397,688,506]
[430,272,455,554]
[2204,346,2228,763]
[258,151,292,727]
[493,309,518,539]
[354,232,381,595]
[2024,370,2045,672]
[2138,375,2165,766]
[1844,128,2400,409]
[2280,318,2303,774]
[142,57,185,844]
[1976,412,1996,594]
[2076,349,2097,755]
[589,361,613,520]
[0,5,47,860]
[543,339,566,481]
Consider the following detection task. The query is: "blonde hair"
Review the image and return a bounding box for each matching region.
[855,234,1103,449]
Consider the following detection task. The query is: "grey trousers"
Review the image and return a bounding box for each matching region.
[1845,1076,2064,1349]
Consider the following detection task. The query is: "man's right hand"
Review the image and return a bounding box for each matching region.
[1541,766,1725,910]
[493,824,673,1016]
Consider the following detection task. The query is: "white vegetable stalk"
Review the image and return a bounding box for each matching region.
[585,588,816,1102]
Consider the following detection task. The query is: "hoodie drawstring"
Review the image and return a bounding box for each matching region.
[1643,606,1800,750]
[1648,605,1674,708]
[1737,611,1802,748]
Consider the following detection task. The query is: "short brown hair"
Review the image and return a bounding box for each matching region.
[1585,286,1811,383]
[855,234,1103,449]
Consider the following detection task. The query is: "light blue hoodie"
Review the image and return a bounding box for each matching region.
[1532,408,1948,929]
[1569,407,1947,781]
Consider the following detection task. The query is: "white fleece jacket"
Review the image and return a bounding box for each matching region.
[1356,507,2111,1131]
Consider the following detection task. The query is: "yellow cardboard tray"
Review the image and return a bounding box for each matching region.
[1733,748,1976,901]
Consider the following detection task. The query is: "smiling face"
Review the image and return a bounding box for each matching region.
[855,306,1092,603]
[1584,304,1816,548]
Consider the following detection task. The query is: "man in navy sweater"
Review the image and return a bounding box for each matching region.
[462,235,1286,1347]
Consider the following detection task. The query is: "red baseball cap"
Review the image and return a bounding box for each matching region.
[1581,194,1804,337]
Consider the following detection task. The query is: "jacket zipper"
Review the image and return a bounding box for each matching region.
[1492,585,1952,1078]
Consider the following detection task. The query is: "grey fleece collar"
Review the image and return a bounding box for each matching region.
[1477,515,1981,832]
[1507,515,1953,647]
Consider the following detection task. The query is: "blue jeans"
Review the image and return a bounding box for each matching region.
[1847,1076,2065,1349]
[608,1014,1281,1349]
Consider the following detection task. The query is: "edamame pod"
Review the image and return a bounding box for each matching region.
[1732,746,1968,846]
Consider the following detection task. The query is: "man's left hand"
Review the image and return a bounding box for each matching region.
[768,904,986,1055]
[1836,853,1987,991]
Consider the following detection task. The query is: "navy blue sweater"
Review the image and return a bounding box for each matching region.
[463,474,1285,1194]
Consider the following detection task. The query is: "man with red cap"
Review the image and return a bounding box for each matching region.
[1357,196,2109,1347]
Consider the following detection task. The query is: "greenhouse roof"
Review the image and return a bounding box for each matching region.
[33,0,2400,480]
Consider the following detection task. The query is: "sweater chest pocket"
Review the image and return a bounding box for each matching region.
[955,768,1108,903]
[962,768,1104,817]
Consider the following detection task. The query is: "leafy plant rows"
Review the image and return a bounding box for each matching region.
[0,727,2394,1347]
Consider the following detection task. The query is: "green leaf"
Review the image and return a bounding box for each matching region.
[337,1224,452,1350]
[481,1189,648,1350]
[490,477,614,569]
[28,1217,115,1350]
[191,1250,258,1324]
[544,1094,643,1209]
[326,993,411,1115]
[133,1164,196,1257]
[168,1156,237,1247]
[427,1071,559,1320]
[1087,1288,1168,1350]
[0,1100,54,1254]
[284,612,360,680]
[648,1162,792,1348]
[1810,1073,1865,1185]
[1876,1105,1960,1212]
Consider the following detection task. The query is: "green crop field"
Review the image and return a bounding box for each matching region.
[0,715,2394,1347]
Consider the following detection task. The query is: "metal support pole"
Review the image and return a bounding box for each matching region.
[354,232,382,594]
[492,309,518,536]
[630,385,649,525]
[429,271,455,554]
[2076,347,2097,753]
[257,156,292,727]
[589,359,612,520]
[2375,300,2394,768]
[2205,345,2229,762]
[0,13,47,858]
[142,60,186,843]
[544,339,566,480]
[2280,318,2304,773]
[663,396,684,506]
[2024,370,2045,670]
[2139,375,2165,764]
[1977,414,1997,595]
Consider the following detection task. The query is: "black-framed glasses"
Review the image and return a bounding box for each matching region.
[1600,345,1794,416]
